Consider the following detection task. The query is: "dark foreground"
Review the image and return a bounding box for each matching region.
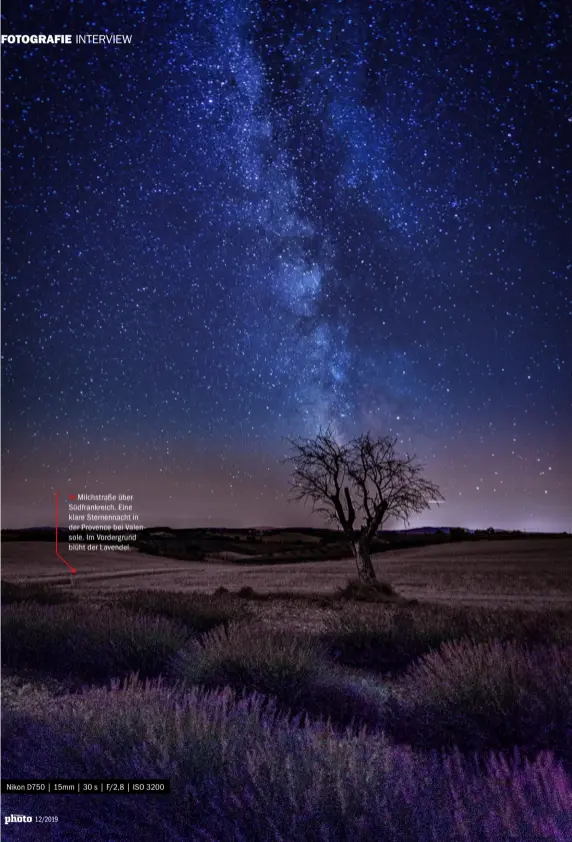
[2,539,572,840]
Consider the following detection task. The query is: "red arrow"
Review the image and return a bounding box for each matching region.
[55,491,76,573]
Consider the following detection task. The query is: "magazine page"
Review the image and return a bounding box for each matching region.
[2,2,571,839]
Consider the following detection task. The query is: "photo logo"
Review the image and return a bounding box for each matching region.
[5,815,33,824]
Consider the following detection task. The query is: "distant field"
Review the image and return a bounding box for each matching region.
[2,538,571,609]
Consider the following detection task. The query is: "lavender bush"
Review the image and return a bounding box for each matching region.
[2,603,190,682]
[322,602,572,673]
[2,677,571,841]
[170,620,388,731]
[116,588,251,634]
[387,638,572,764]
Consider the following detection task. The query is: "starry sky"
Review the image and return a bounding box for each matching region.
[2,0,571,531]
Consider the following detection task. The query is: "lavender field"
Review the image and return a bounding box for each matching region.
[2,537,572,839]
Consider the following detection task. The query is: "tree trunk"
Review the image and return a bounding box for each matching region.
[351,538,377,582]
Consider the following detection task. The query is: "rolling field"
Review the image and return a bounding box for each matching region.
[2,537,571,609]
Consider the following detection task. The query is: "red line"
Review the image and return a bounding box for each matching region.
[55,490,76,574]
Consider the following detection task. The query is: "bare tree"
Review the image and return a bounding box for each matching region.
[284,427,444,582]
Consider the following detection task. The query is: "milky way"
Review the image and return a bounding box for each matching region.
[2,1,571,530]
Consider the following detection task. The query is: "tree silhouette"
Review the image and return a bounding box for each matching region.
[285,426,444,582]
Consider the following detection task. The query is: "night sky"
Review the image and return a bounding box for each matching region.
[2,1,571,531]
